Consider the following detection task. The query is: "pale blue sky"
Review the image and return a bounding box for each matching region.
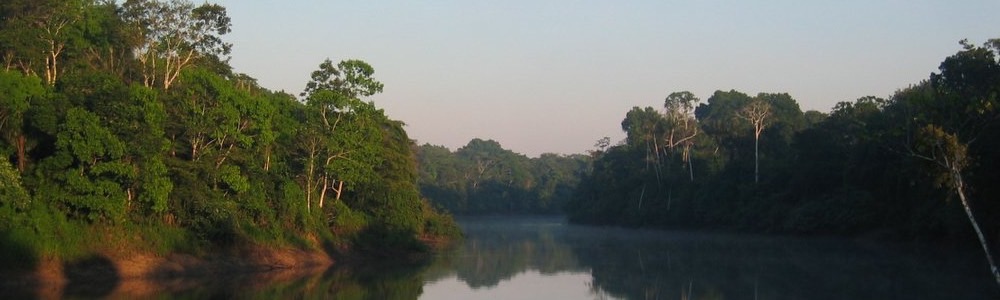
[218,1,999,157]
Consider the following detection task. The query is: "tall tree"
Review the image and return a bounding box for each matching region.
[621,106,665,169]
[695,90,753,163]
[0,0,88,84]
[900,39,1000,286]
[911,124,998,285]
[662,91,700,181]
[122,0,231,90]
[736,98,771,184]
[301,59,384,99]
[300,58,384,212]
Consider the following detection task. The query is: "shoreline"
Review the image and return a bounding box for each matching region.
[2,246,336,299]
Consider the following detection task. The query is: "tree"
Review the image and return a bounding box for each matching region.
[76,1,133,77]
[43,108,131,223]
[122,0,232,90]
[736,98,771,184]
[0,70,46,172]
[695,90,753,163]
[662,91,700,181]
[899,39,1000,286]
[58,70,176,215]
[299,58,384,212]
[621,106,665,169]
[911,125,998,285]
[0,0,88,84]
[301,59,384,99]
[456,139,506,191]
[0,156,30,227]
[26,0,85,85]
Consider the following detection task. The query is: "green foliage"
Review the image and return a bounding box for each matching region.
[421,199,462,239]
[914,125,969,189]
[0,0,462,263]
[0,70,44,134]
[417,139,590,215]
[47,108,131,223]
[219,164,249,193]
[0,158,30,215]
[330,200,368,236]
[784,188,878,234]
[302,59,384,98]
[567,39,1000,245]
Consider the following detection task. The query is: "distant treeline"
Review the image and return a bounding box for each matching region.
[417,139,589,215]
[0,0,457,265]
[566,39,1000,244]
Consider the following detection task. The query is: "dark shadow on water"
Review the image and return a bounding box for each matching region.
[0,229,39,299]
[0,230,38,272]
[62,255,119,298]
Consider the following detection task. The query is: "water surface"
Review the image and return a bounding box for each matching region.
[14,217,999,299]
[422,217,999,299]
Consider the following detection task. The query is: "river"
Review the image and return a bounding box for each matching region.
[13,216,1000,299]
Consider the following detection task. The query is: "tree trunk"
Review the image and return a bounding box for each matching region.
[335,180,344,200]
[685,145,694,181]
[754,135,760,184]
[318,177,328,209]
[16,134,26,172]
[687,153,694,181]
[954,172,1000,286]
[263,147,271,171]
[305,151,315,213]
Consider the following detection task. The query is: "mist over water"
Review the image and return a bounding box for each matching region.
[424,217,999,299]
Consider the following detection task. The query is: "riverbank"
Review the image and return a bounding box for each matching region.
[1,245,335,299]
[0,231,462,299]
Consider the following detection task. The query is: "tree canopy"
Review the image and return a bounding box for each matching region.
[564,39,1000,284]
[0,0,457,262]
[417,139,590,215]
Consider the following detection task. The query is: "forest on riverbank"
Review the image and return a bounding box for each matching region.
[565,39,1000,239]
[420,39,1000,242]
[0,0,459,271]
[415,39,1000,283]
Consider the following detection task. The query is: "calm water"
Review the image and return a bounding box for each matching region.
[15,217,1000,299]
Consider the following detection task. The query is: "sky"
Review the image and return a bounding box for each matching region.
[217,1,1000,157]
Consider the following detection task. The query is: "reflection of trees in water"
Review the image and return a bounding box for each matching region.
[127,259,433,299]
[444,218,587,288]
[419,218,999,299]
[567,230,999,300]
[57,219,999,299]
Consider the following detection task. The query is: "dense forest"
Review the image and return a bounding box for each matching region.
[0,0,458,268]
[416,139,589,215]
[565,39,1000,235]
[411,38,1000,284]
[564,39,1000,282]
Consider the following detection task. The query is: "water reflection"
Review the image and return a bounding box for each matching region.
[425,217,999,299]
[7,217,998,299]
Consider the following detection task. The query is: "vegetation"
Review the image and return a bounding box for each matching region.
[565,39,1000,284]
[2,0,998,288]
[416,139,589,215]
[0,0,458,267]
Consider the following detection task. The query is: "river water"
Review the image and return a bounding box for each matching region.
[18,217,1000,299]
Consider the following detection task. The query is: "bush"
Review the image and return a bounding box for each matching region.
[784,188,878,234]
[420,199,461,239]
